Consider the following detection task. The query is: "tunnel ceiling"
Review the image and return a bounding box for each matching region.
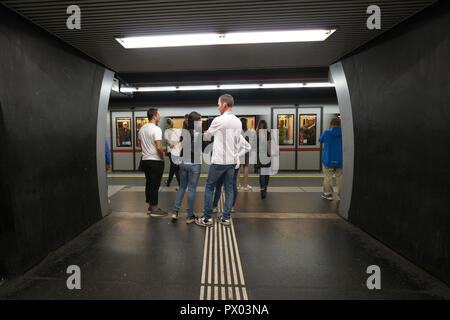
[2,0,437,83]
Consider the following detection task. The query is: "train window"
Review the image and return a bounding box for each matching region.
[116,118,132,147]
[171,117,185,129]
[238,116,256,130]
[136,117,149,148]
[277,114,294,145]
[299,115,317,146]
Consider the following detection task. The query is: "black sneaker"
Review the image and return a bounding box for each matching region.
[195,216,213,227]
[147,207,152,215]
[150,208,168,217]
[260,188,267,199]
[172,210,179,220]
[186,215,196,224]
[217,215,230,227]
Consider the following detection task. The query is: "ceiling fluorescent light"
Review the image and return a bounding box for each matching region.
[120,87,135,93]
[137,86,177,92]
[262,83,303,89]
[302,82,334,87]
[116,29,336,49]
[178,85,218,91]
[220,84,261,90]
[120,82,334,92]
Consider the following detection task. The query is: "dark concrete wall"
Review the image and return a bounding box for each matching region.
[0,6,107,274]
[341,1,450,285]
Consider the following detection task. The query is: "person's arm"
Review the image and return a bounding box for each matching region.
[154,128,164,160]
[204,118,219,140]
[318,131,326,143]
[155,140,164,160]
[238,135,251,157]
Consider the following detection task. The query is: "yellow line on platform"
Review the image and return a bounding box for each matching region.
[108,175,324,178]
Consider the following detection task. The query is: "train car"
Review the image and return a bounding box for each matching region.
[109,105,339,172]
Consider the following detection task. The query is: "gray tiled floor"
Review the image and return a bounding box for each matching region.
[1,177,449,300]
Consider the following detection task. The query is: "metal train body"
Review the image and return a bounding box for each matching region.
[107,104,340,173]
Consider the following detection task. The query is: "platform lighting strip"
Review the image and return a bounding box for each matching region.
[116,29,336,49]
[120,82,334,93]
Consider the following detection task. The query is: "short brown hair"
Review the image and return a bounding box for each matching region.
[330,117,341,127]
[147,107,158,121]
[219,94,234,108]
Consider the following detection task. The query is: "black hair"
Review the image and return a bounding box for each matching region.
[241,118,248,131]
[257,119,268,131]
[188,111,201,130]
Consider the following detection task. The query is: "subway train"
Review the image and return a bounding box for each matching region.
[107,104,340,173]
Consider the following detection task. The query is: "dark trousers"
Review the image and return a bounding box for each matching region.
[259,174,270,190]
[142,160,164,205]
[167,153,180,186]
[213,168,239,208]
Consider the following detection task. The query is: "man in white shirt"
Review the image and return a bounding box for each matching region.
[196,94,242,227]
[138,108,167,217]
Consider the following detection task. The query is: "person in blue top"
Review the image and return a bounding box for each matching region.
[318,117,343,201]
[105,137,112,171]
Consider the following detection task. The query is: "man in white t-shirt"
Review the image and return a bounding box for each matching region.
[138,108,167,217]
[195,94,242,227]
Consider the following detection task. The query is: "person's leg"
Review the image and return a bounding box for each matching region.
[173,163,188,212]
[212,174,225,209]
[221,165,235,221]
[147,161,158,210]
[166,153,175,186]
[243,164,249,187]
[259,173,263,189]
[186,164,201,217]
[174,163,181,186]
[232,168,239,207]
[143,161,152,211]
[149,161,164,211]
[335,167,343,199]
[265,174,270,189]
[203,164,224,222]
[236,165,240,187]
[322,165,333,199]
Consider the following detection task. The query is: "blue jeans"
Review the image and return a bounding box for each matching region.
[213,168,239,208]
[173,162,201,217]
[204,164,235,220]
[259,174,270,190]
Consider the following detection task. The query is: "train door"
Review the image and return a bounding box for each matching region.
[297,107,322,170]
[134,111,150,170]
[111,111,134,171]
[272,108,296,170]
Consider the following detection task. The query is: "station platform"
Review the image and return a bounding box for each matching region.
[0,173,449,300]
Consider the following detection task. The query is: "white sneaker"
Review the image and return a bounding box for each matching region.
[243,185,252,191]
[321,193,333,201]
[237,184,242,190]
[231,207,235,213]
